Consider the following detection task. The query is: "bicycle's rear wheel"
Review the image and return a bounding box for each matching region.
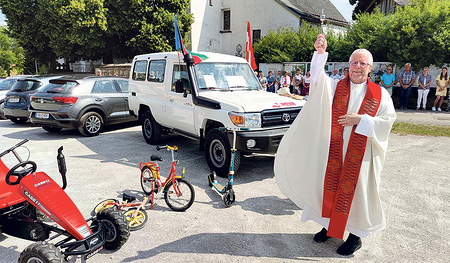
[123,208,148,231]
[164,178,195,212]
[140,166,156,195]
[91,198,119,216]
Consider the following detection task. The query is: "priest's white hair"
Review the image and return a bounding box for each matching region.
[349,49,373,66]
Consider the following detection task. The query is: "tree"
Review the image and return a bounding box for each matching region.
[0,25,24,76]
[349,0,375,20]
[0,0,193,68]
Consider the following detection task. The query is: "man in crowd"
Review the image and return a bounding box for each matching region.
[275,34,396,256]
[398,63,415,110]
[380,66,396,97]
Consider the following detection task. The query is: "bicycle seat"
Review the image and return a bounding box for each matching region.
[122,193,136,203]
[150,155,163,162]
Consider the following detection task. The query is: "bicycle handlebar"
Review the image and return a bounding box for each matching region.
[0,139,29,158]
[156,145,178,152]
[218,127,250,131]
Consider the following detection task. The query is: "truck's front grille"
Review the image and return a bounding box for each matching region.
[261,107,301,128]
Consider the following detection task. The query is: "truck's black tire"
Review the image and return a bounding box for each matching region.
[18,242,65,263]
[204,128,240,178]
[141,110,161,145]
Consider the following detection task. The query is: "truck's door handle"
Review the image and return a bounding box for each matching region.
[169,99,174,102]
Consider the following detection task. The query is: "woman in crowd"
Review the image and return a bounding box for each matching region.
[302,70,311,96]
[432,67,448,112]
[416,67,431,110]
[266,71,275,93]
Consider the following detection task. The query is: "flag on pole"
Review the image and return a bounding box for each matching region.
[174,15,207,65]
[245,21,257,70]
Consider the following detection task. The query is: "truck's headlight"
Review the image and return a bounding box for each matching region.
[229,112,261,127]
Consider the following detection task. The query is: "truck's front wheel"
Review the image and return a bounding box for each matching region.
[142,110,161,145]
[205,128,240,178]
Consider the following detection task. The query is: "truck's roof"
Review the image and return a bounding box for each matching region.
[133,51,248,64]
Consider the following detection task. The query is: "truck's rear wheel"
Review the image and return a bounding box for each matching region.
[205,128,240,178]
[142,110,161,145]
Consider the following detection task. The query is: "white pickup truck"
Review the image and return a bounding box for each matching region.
[128,51,305,177]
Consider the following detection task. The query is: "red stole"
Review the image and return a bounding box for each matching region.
[322,76,382,239]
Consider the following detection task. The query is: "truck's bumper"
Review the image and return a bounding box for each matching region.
[230,128,288,154]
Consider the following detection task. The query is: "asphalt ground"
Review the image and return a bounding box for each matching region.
[0,112,449,263]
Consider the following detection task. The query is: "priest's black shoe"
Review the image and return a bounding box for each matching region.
[337,233,362,256]
[313,228,331,243]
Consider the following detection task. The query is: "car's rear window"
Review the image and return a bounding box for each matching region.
[10,80,42,92]
[0,79,17,91]
[40,81,78,94]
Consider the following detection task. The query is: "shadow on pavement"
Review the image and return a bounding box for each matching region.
[118,232,344,261]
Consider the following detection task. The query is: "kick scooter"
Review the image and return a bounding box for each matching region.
[208,127,248,207]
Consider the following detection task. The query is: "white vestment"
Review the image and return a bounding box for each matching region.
[274,52,396,237]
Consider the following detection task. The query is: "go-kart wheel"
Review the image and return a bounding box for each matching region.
[94,209,130,250]
[223,189,235,207]
[18,242,65,263]
[123,208,148,231]
[5,161,37,185]
[91,199,119,216]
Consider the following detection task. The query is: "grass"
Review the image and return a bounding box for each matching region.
[391,122,450,137]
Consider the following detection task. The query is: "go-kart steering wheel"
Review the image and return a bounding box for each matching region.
[5,161,37,185]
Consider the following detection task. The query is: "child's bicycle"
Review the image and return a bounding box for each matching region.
[208,127,248,207]
[93,145,195,230]
[92,193,149,231]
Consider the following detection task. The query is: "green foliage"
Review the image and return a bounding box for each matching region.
[0,25,24,76]
[255,0,450,70]
[0,0,193,67]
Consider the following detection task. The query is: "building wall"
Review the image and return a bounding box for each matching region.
[191,0,300,56]
[190,0,347,56]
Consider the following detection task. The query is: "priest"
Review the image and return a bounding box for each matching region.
[274,34,396,256]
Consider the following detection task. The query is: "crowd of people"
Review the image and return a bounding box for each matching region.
[256,68,313,98]
[257,63,449,112]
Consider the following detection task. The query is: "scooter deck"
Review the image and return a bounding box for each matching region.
[18,171,91,240]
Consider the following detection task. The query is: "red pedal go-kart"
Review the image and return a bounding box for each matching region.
[0,139,130,262]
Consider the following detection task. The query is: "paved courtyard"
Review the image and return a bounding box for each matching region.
[0,113,449,262]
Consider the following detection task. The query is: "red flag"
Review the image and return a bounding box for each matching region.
[246,21,257,70]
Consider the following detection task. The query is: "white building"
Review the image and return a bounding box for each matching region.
[189,0,348,56]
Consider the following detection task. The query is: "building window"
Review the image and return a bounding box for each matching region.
[252,29,261,44]
[223,10,231,31]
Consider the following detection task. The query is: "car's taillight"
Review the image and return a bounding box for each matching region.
[53,97,78,104]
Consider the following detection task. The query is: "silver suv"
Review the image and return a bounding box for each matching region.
[29,77,136,136]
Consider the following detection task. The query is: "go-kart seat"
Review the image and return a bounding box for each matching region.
[0,159,26,209]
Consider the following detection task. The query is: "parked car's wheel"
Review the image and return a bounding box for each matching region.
[93,208,130,250]
[43,126,63,133]
[141,110,161,145]
[78,111,103,136]
[204,128,241,178]
[10,117,27,124]
[18,242,65,263]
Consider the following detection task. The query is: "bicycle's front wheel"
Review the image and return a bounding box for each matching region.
[164,178,195,212]
[123,208,148,231]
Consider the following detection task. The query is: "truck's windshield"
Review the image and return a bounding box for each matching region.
[194,63,261,91]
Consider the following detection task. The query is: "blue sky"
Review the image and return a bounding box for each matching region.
[329,0,354,22]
